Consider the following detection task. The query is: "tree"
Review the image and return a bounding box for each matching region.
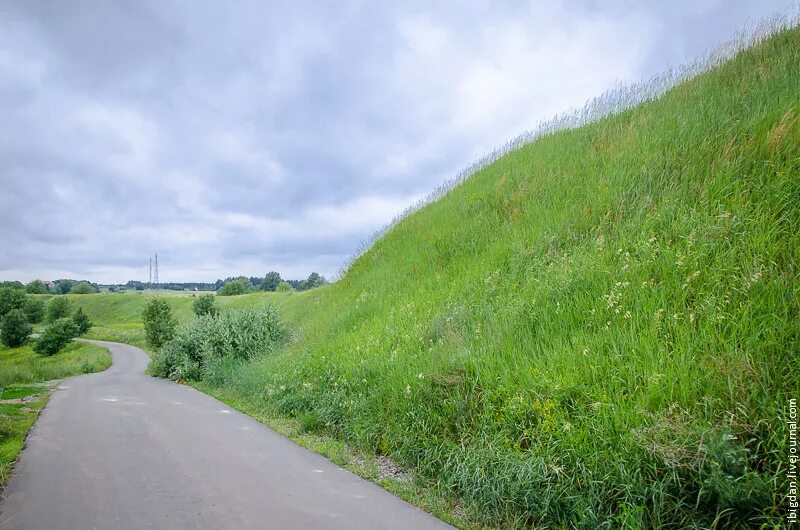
[276,281,293,293]
[1,309,32,348]
[33,318,79,356]
[261,271,282,292]
[25,280,48,294]
[192,294,218,317]
[0,287,27,317]
[218,279,249,296]
[142,298,176,349]
[0,281,24,290]
[126,280,145,291]
[303,272,327,290]
[23,297,45,324]
[70,281,95,294]
[52,279,74,295]
[46,297,72,322]
[72,307,92,334]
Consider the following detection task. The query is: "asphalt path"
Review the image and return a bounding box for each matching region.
[0,340,452,529]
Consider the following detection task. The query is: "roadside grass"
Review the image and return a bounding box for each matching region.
[0,342,112,486]
[0,386,47,486]
[0,342,112,387]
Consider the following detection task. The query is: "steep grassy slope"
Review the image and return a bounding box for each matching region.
[211,28,799,527]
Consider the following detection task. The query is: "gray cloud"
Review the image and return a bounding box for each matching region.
[0,0,791,283]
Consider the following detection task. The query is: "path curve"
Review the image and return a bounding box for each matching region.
[0,340,452,529]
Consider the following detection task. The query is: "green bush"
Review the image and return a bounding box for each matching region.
[192,294,218,317]
[23,298,45,324]
[276,281,293,293]
[72,307,92,334]
[45,297,71,322]
[217,279,250,296]
[150,306,285,381]
[0,288,26,317]
[1,309,32,348]
[33,318,79,356]
[141,298,176,350]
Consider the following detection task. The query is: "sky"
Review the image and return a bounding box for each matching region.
[0,0,792,284]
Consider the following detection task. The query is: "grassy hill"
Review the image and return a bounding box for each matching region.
[71,25,797,527]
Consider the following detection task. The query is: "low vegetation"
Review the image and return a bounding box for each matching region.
[150,306,285,382]
[0,341,111,387]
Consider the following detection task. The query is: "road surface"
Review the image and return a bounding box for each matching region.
[0,340,452,529]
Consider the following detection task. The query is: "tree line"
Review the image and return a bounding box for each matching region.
[1,279,98,295]
[1,270,328,297]
[215,271,327,296]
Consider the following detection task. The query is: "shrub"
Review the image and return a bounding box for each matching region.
[72,307,92,334]
[142,298,176,349]
[276,281,293,293]
[150,306,285,381]
[45,297,71,322]
[69,282,95,294]
[23,297,45,324]
[1,309,32,348]
[217,279,249,296]
[0,287,26,317]
[192,294,218,317]
[33,318,79,356]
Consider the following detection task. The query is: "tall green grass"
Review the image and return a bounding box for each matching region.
[0,342,111,387]
[204,27,798,527]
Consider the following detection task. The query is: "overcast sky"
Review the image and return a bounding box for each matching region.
[0,1,791,284]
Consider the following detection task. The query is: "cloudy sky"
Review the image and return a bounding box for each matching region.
[0,0,791,284]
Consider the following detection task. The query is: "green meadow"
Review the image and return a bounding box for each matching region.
[68,26,797,527]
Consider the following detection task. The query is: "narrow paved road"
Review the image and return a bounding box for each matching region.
[0,340,452,529]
